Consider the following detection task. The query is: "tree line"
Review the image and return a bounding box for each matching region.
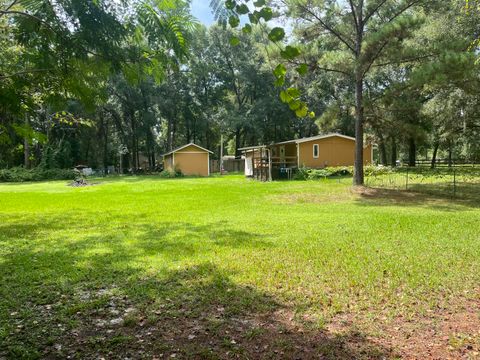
[0,0,479,180]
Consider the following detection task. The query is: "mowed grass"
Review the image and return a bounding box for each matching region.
[1,175,479,359]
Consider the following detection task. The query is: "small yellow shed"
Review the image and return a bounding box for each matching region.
[163,143,213,176]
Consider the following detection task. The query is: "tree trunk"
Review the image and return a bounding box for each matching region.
[353,11,364,185]
[129,111,137,172]
[24,115,30,169]
[408,137,416,167]
[391,137,397,167]
[378,134,387,166]
[353,76,364,185]
[102,114,109,175]
[430,141,439,169]
[136,136,140,170]
[167,118,173,151]
[234,127,241,158]
[448,143,453,167]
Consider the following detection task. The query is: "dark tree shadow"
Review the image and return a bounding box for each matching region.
[0,214,395,359]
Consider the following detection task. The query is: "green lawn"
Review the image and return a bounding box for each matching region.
[1,175,479,359]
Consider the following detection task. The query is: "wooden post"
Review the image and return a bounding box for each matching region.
[406,167,409,190]
[220,134,224,175]
[268,148,272,181]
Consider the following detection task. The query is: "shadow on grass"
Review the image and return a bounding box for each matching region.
[0,215,394,359]
[354,186,480,210]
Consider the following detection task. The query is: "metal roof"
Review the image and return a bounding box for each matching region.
[238,133,356,152]
[294,133,356,143]
[237,145,267,151]
[162,143,213,156]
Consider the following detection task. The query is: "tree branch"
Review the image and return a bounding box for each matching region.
[314,65,350,76]
[387,0,422,23]
[373,53,434,67]
[363,0,388,25]
[296,3,356,53]
[362,39,389,77]
[348,0,359,33]
[0,68,53,80]
[0,9,57,33]
[0,0,18,17]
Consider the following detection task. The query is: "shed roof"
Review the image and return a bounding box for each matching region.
[237,145,267,151]
[163,143,213,156]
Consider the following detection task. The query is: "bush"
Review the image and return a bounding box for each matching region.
[364,165,396,177]
[293,167,309,180]
[0,167,77,182]
[294,166,354,180]
[158,169,183,178]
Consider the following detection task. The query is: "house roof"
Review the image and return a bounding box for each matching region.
[239,133,356,152]
[163,143,213,156]
[287,133,356,144]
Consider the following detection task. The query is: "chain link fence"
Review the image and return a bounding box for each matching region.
[365,167,480,199]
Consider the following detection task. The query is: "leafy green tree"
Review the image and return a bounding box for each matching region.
[215,0,467,183]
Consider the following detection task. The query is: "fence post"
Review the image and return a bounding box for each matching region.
[406,167,409,190]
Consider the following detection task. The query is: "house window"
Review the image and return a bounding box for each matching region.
[313,144,319,158]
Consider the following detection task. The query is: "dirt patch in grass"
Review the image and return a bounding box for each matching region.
[269,185,475,208]
[3,265,480,359]
[8,264,392,359]
[270,190,355,205]
[329,296,480,359]
[30,293,480,359]
[353,186,480,209]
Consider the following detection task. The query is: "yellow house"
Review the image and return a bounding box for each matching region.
[239,133,373,180]
[163,143,213,176]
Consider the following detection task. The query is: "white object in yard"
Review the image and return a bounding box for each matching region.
[244,153,253,176]
[82,168,93,176]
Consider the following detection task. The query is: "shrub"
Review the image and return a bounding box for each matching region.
[364,165,395,177]
[0,167,76,182]
[293,167,309,180]
[294,166,354,180]
[159,169,183,178]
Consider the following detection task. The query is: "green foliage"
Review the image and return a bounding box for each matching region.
[228,15,240,28]
[267,27,285,42]
[294,166,354,180]
[0,167,76,182]
[294,165,396,180]
[159,169,183,178]
[280,45,301,60]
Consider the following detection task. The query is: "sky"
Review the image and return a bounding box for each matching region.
[189,0,290,34]
[190,0,215,25]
